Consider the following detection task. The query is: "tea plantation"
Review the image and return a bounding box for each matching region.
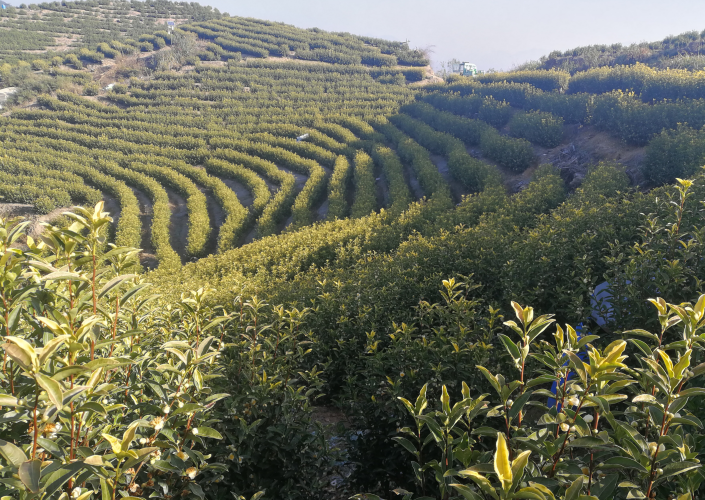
[0,3,704,499]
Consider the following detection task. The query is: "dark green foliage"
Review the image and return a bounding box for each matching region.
[509,110,564,147]
[401,102,535,173]
[477,97,512,128]
[475,69,570,91]
[644,125,705,185]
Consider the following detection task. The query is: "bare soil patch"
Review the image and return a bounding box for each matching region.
[102,193,121,235]
[165,188,188,261]
[277,166,308,231]
[536,124,646,189]
[130,187,158,269]
[402,162,424,200]
[429,154,470,203]
[0,203,71,247]
[198,185,224,256]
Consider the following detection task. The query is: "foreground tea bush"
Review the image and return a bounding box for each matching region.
[0,204,233,499]
[0,203,332,500]
[354,298,705,500]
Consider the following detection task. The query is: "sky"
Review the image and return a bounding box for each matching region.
[200,0,705,72]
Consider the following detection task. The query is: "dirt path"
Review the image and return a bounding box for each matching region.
[312,165,333,221]
[278,166,309,231]
[102,193,121,238]
[130,187,158,269]
[429,154,469,203]
[402,163,424,200]
[375,175,390,210]
[198,186,224,256]
[219,177,255,208]
[166,188,189,261]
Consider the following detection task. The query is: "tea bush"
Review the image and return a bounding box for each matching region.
[509,111,564,148]
[475,69,570,92]
[477,98,513,129]
[356,297,705,499]
[643,125,705,185]
[0,204,230,499]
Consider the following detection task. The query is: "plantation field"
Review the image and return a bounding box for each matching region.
[2,3,705,500]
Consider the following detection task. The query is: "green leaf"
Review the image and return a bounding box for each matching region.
[18,459,41,493]
[392,437,418,456]
[0,438,28,466]
[632,394,658,404]
[36,373,64,410]
[37,437,65,458]
[565,476,583,500]
[569,437,610,448]
[525,375,556,389]
[679,388,705,397]
[41,271,87,282]
[450,483,483,500]
[498,334,521,360]
[623,329,658,340]
[660,461,702,479]
[100,478,112,500]
[508,391,533,421]
[173,403,201,416]
[602,457,648,473]
[76,401,107,416]
[83,358,128,370]
[593,474,619,500]
[119,284,150,306]
[121,421,140,452]
[192,427,222,439]
[42,461,84,497]
[37,334,70,366]
[2,342,33,371]
[98,273,136,299]
[471,427,499,437]
[0,394,19,406]
[476,365,501,394]
[567,351,587,384]
[101,433,122,455]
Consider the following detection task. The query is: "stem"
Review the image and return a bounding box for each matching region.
[587,411,600,495]
[548,384,591,478]
[9,364,14,395]
[645,397,671,498]
[112,460,122,500]
[2,291,9,377]
[31,386,40,460]
[518,347,526,426]
[108,295,120,358]
[554,369,571,438]
[90,250,97,360]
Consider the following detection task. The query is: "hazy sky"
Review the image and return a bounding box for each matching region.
[201,0,705,71]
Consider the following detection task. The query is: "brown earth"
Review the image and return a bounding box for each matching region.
[166,188,189,261]
[130,187,158,270]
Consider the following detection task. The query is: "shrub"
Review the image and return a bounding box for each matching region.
[357,297,705,500]
[475,69,570,91]
[478,97,513,128]
[0,206,228,499]
[509,110,564,147]
[643,125,705,185]
[83,80,100,96]
[351,150,377,218]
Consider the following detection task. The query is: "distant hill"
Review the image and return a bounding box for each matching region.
[516,28,705,73]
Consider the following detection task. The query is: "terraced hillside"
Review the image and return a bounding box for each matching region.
[2,11,705,284]
[4,6,705,500]
[0,0,220,62]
